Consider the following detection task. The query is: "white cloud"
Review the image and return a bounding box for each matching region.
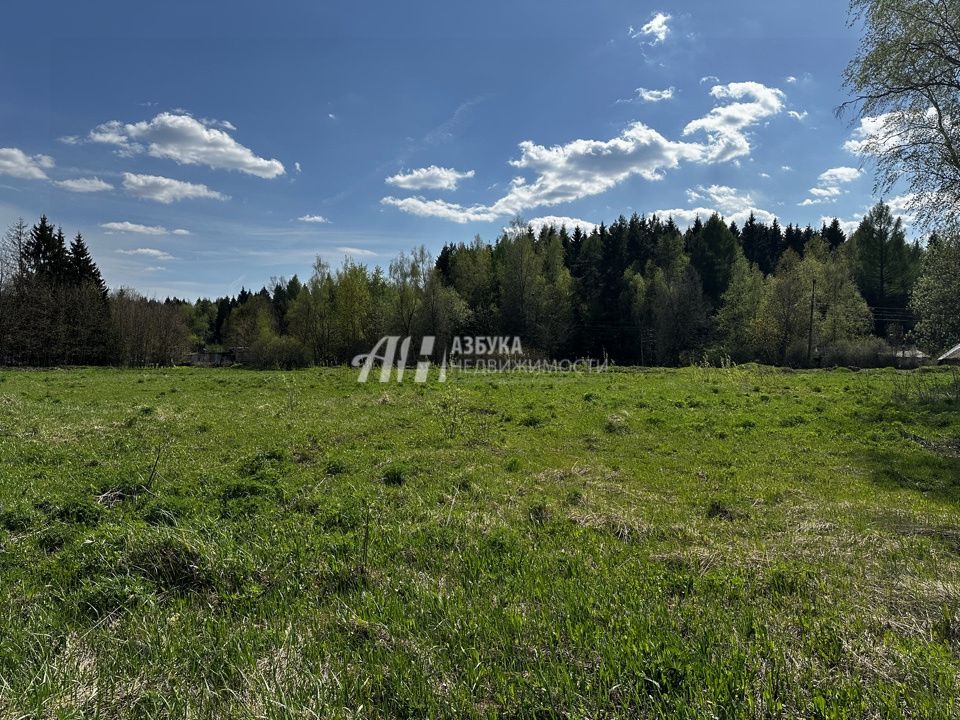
[821,215,862,236]
[386,165,475,191]
[788,110,808,121]
[818,166,862,184]
[633,87,675,103]
[298,214,331,223]
[759,172,771,179]
[629,12,671,45]
[122,173,228,204]
[700,75,720,85]
[524,216,598,235]
[336,246,377,257]
[172,229,191,235]
[809,186,843,198]
[294,162,302,173]
[652,184,777,227]
[117,247,176,261]
[383,82,786,224]
[54,177,113,193]
[0,148,55,180]
[886,193,919,223]
[86,112,284,178]
[381,196,499,223]
[781,165,793,171]
[102,222,168,235]
[682,82,786,163]
[798,166,863,206]
[785,76,798,84]
[843,113,899,155]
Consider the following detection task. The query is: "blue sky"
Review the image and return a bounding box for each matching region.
[0,1,898,298]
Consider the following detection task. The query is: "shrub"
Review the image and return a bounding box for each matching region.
[249,335,311,370]
[820,336,893,368]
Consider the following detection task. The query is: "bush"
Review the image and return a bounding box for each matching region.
[249,335,311,370]
[821,336,893,368]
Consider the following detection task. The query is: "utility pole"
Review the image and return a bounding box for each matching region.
[807,277,816,366]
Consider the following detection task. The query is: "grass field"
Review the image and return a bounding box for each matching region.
[1,365,959,718]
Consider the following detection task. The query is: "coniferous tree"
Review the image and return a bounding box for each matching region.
[822,219,847,251]
[685,213,740,305]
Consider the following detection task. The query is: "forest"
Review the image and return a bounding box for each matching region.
[1,203,956,369]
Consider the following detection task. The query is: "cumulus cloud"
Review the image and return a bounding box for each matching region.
[788,110,808,121]
[653,184,777,228]
[298,214,331,223]
[54,177,113,193]
[385,166,475,191]
[0,148,55,180]
[785,76,798,84]
[799,166,863,206]
[122,173,228,204]
[682,82,786,163]
[843,113,899,155]
[524,216,598,235]
[85,112,284,178]
[629,12,671,44]
[820,215,862,236]
[117,247,176,261]
[383,82,786,224]
[700,75,720,85]
[101,221,190,236]
[818,166,862,185]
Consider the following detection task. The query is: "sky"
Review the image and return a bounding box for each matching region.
[0,0,902,299]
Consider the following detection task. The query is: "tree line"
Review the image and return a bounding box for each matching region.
[0,216,189,366]
[4,202,954,369]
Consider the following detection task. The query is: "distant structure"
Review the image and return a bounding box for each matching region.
[938,343,960,365]
[182,347,254,366]
[892,347,929,368]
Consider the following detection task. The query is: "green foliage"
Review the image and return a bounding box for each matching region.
[910,234,960,353]
[686,213,741,304]
[849,202,922,332]
[842,0,960,231]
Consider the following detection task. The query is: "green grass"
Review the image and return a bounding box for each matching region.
[0,364,959,718]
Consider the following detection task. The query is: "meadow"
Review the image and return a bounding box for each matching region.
[1,364,959,718]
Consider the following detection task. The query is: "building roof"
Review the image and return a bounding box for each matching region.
[938,342,960,363]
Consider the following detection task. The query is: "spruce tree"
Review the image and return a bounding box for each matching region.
[68,233,106,296]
